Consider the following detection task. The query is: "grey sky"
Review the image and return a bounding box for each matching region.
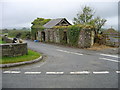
[0,0,119,30]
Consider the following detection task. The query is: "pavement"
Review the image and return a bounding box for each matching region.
[1,40,120,88]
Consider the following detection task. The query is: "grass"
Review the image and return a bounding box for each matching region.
[0,40,6,44]
[0,36,6,44]
[0,49,41,64]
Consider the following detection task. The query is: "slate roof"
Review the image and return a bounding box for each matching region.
[43,18,71,28]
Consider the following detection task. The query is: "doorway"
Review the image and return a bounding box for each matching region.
[63,31,67,44]
[41,31,45,42]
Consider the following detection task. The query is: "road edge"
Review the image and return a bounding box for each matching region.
[0,56,43,68]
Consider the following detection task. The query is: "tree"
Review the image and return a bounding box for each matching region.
[88,17,107,35]
[73,6,107,33]
[13,28,16,30]
[22,27,27,30]
[73,6,94,24]
[73,6,107,43]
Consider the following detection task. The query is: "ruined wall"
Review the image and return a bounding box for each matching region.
[78,29,92,48]
[37,27,94,48]
[1,43,28,57]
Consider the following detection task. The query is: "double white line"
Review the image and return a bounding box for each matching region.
[99,54,120,63]
[100,54,119,58]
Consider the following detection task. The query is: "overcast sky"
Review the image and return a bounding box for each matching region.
[0,0,119,30]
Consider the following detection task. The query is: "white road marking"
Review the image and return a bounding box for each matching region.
[56,49,83,55]
[100,54,119,58]
[3,71,119,75]
[99,58,120,63]
[3,71,21,74]
[24,72,41,74]
[93,71,109,74]
[46,72,64,75]
[3,71,11,73]
[70,71,90,74]
[116,71,120,73]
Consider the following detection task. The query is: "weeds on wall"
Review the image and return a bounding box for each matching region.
[31,18,51,40]
[31,27,44,40]
[54,25,93,47]
[67,25,82,47]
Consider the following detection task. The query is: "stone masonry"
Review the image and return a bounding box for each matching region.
[1,43,28,57]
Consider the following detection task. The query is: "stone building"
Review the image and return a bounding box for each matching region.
[36,18,95,48]
[36,18,71,42]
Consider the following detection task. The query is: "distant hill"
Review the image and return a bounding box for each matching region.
[103,28,118,34]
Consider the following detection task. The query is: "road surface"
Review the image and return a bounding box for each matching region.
[2,40,120,88]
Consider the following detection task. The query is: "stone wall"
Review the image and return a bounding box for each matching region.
[37,28,94,48]
[78,29,92,48]
[1,43,28,57]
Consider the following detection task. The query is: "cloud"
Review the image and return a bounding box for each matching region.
[0,0,119,30]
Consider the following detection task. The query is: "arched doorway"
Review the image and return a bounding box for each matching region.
[41,31,45,42]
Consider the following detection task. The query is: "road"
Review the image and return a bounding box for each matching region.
[2,40,120,88]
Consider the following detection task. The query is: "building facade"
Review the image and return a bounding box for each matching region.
[36,18,95,48]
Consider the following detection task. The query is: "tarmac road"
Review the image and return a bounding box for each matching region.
[2,40,119,88]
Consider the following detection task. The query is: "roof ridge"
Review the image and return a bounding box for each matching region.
[43,18,71,28]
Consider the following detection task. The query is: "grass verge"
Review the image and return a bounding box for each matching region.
[0,49,41,64]
[0,36,6,44]
[0,40,6,44]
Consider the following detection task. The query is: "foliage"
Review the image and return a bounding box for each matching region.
[2,29,8,34]
[73,6,94,24]
[54,24,94,29]
[54,25,92,46]
[1,49,41,64]
[31,18,51,40]
[8,30,31,39]
[89,17,107,34]
[73,6,107,36]
[31,18,50,26]
[58,28,67,44]
[0,36,6,44]
[0,40,6,44]
[67,25,82,46]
